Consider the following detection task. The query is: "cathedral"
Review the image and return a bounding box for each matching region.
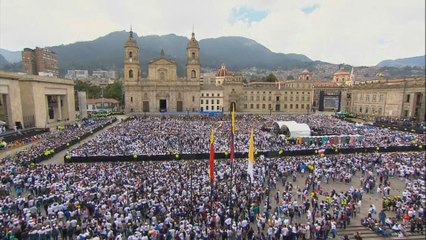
[123,30,201,113]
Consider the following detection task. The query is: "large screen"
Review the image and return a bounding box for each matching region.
[324,96,339,109]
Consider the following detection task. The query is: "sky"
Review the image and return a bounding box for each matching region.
[0,0,425,66]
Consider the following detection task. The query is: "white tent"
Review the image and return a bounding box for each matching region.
[273,121,311,138]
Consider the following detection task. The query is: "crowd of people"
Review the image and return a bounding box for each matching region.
[0,114,424,239]
[1,147,425,239]
[1,117,116,166]
[68,115,425,157]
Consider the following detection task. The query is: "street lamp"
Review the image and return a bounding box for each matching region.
[269,107,272,116]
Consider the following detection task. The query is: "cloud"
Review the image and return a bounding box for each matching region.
[0,0,424,66]
[302,4,319,14]
[229,6,269,25]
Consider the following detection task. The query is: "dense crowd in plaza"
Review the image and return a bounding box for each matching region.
[0,114,425,239]
[68,115,425,157]
[0,149,425,239]
[1,117,116,166]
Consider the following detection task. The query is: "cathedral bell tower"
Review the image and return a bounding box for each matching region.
[124,28,140,82]
[186,31,200,81]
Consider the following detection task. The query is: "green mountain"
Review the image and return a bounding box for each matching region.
[0,54,9,68]
[377,56,425,67]
[38,31,313,76]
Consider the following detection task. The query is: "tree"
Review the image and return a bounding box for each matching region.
[104,81,123,103]
[286,75,295,80]
[264,73,278,82]
[74,80,101,99]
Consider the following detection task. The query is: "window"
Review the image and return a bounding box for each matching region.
[295,104,298,109]
[191,70,196,78]
[406,94,410,102]
[284,97,288,101]
[206,106,209,110]
[290,97,293,101]
[250,96,254,101]
[359,107,362,113]
[201,107,204,112]
[301,104,304,109]
[256,96,260,101]
[217,94,220,97]
[256,104,259,109]
[290,104,293,109]
[262,96,266,101]
[365,106,369,113]
[201,93,204,97]
[301,97,304,101]
[250,104,254,109]
[296,97,299,101]
[192,96,195,102]
[130,96,133,102]
[160,72,165,81]
[201,100,204,104]
[217,106,220,110]
[244,104,247,109]
[276,96,280,101]
[217,100,220,104]
[372,95,376,102]
[366,95,370,102]
[284,104,287,109]
[192,52,195,59]
[268,96,271,101]
[268,104,271,109]
[206,94,209,97]
[129,70,133,78]
[262,104,265,109]
[129,51,133,58]
[206,100,209,104]
[379,94,384,102]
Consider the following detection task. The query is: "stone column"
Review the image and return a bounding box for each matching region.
[57,95,62,121]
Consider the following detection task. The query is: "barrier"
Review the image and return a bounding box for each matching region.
[32,118,117,164]
[64,144,425,163]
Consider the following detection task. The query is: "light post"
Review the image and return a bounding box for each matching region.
[269,107,272,116]
[101,86,104,112]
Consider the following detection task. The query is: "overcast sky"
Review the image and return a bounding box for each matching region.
[1,0,424,66]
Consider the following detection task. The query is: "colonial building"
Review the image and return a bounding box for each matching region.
[350,78,425,121]
[123,30,200,113]
[0,71,75,129]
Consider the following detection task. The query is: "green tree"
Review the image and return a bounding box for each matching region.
[286,75,295,80]
[264,73,278,82]
[74,80,101,99]
[104,81,123,103]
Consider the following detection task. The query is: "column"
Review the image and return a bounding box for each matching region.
[57,95,62,121]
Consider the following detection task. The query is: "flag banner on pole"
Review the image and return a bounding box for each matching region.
[209,128,215,183]
[247,129,255,181]
[230,105,235,161]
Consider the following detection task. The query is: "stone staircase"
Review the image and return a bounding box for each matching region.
[336,224,426,239]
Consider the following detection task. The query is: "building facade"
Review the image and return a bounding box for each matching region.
[22,47,59,76]
[0,71,75,129]
[123,30,201,113]
[350,78,425,121]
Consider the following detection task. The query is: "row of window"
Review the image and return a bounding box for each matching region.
[201,93,221,97]
[355,94,384,102]
[246,91,310,95]
[201,106,221,111]
[243,103,310,110]
[201,99,220,104]
[356,105,383,114]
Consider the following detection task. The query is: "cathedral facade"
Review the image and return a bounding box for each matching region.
[123,30,201,113]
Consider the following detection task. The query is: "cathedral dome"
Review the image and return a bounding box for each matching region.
[216,64,229,77]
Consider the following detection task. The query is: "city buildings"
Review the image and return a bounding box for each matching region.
[122,29,424,121]
[22,47,59,76]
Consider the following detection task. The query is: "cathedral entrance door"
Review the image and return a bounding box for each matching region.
[159,99,167,112]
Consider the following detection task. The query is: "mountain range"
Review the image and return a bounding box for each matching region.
[0,31,424,77]
[377,56,425,67]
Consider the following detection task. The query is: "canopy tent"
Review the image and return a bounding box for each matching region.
[273,121,311,138]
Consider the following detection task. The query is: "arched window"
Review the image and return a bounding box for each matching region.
[191,70,196,78]
[129,70,133,78]
[191,52,195,59]
[129,51,133,58]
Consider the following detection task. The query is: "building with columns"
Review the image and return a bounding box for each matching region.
[350,78,425,121]
[0,71,75,129]
[123,30,200,113]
